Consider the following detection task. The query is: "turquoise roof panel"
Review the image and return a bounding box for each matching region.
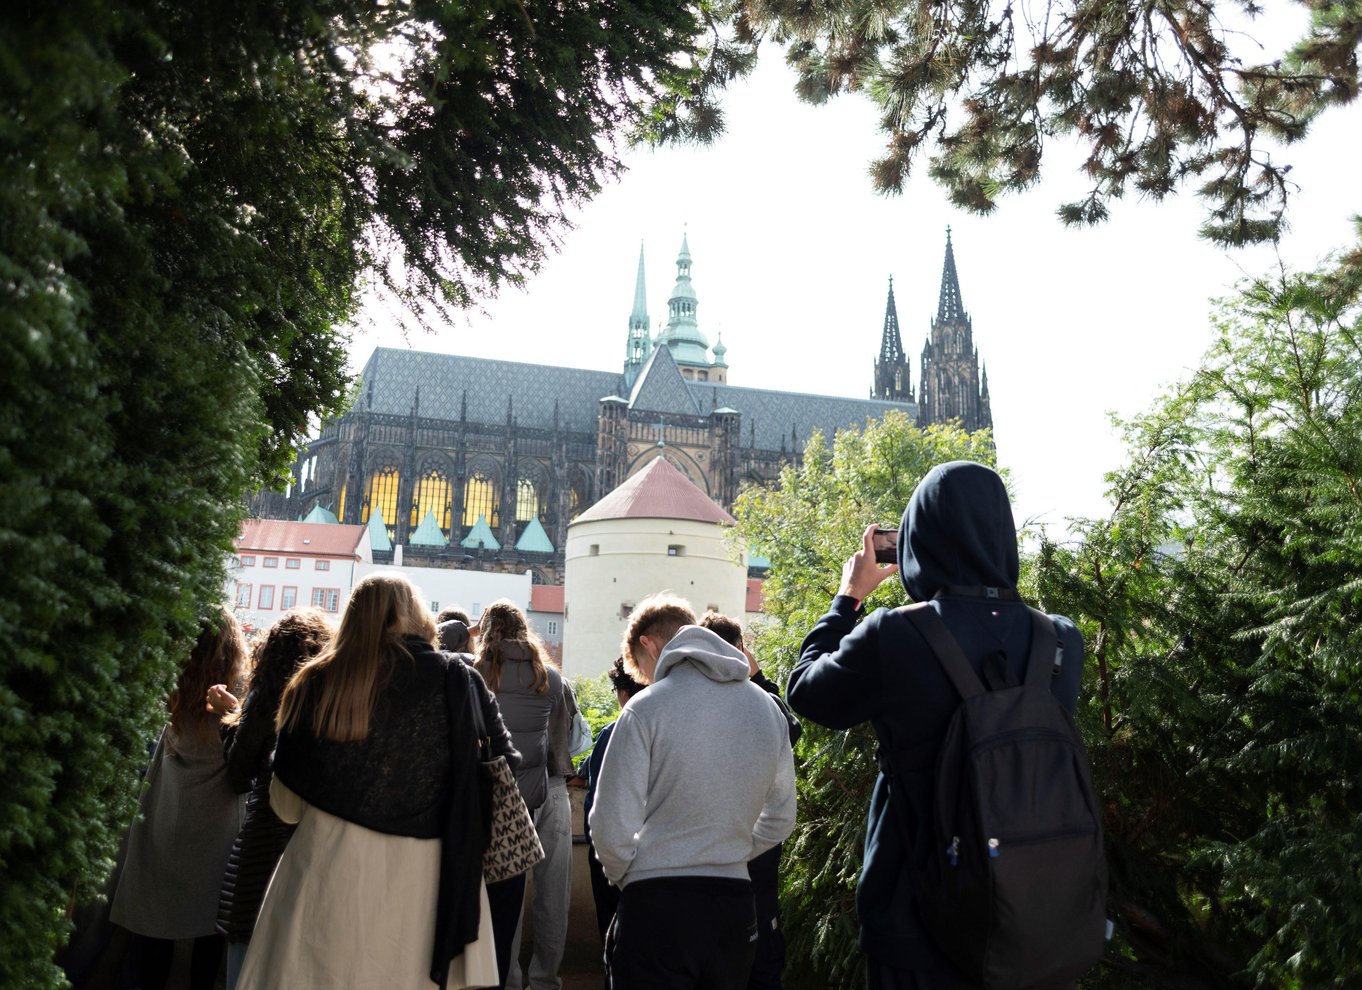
[368,507,392,552]
[460,515,501,551]
[301,504,339,524]
[514,517,555,554]
[409,510,447,547]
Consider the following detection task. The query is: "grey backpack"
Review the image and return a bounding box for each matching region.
[888,603,1107,989]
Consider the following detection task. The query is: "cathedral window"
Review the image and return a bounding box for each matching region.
[337,484,347,522]
[463,473,500,529]
[412,468,453,533]
[363,465,400,538]
[515,479,541,522]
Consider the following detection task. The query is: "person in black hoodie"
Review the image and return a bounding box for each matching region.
[787,461,1083,990]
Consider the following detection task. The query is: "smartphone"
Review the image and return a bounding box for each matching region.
[871,526,899,564]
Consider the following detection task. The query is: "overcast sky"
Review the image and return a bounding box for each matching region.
[349,18,1362,539]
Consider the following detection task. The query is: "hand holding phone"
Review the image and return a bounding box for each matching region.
[871,526,899,564]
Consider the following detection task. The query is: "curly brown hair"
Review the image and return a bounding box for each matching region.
[169,606,247,749]
[222,609,333,729]
[475,599,550,694]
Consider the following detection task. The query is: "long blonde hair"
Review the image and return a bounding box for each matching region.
[277,574,436,742]
[474,599,550,694]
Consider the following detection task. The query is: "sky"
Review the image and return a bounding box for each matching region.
[348,19,1362,540]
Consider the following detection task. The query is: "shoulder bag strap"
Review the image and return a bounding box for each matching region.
[899,603,987,700]
[1022,609,1060,687]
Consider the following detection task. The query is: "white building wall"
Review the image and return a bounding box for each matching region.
[562,517,747,679]
[226,552,363,635]
[355,561,532,620]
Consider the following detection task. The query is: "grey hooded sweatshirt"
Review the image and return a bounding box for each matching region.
[588,625,797,888]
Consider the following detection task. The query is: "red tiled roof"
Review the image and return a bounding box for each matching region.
[237,519,367,558]
[530,584,565,614]
[573,455,735,526]
[746,578,765,613]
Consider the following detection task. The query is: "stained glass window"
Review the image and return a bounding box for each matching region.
[363,465,399,538]
[515,478,540,522]
[412,468,452,533]
[462,473,499,529]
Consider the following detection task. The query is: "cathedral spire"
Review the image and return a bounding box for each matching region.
[880,276,904,365]
[657,230,710,370]
[937,226,966,325]
[872,275,912,403]
[623,242,652,389]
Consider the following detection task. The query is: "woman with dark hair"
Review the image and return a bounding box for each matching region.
[237,573,516,990]
[110,606,249,990]
[474,599,562,990]
[204,608,334,990]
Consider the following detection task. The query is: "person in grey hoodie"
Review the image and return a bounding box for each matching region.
[589,593,797,990]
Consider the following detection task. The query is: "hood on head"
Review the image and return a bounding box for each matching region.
[437,619,470,653]
[898,461,1018,602]
[654,625,751,684]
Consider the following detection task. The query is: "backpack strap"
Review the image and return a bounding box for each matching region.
[1023,609,1060,687]
[899,604,986,700]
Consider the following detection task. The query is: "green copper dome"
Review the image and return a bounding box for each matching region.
[657,232,710,366]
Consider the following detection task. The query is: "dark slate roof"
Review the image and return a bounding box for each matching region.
[356,347,917,453]
[359,348,623,432]
[628,345,699,415]
[685,381,916,450]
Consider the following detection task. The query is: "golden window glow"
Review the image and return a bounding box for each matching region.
[515,479,540,522]
[337,484,347,523]
[363,466,399,537]
[411,469,452,532]
[462,473,499,529]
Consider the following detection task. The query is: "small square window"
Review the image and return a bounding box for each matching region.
[281,587,297,609]
[235,583,252,608]
[589,544,599,556]
[315,559,330,572]
[619,602,634,619]
[668,545,685,557]
[547,621,558,636]
[311,588,340,612]
[263,557,278,568]
[285,558,301,569]
[240,555,256,567]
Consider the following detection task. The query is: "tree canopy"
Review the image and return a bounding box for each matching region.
[741,0,1362,244]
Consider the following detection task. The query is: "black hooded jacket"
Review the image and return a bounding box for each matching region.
[787,461,1083,974]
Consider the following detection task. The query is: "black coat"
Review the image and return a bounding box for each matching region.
[788,462,1084,974]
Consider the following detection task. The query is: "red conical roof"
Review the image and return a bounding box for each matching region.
[573,455,735,526]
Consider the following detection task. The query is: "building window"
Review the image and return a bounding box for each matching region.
[430,601,440,613]
[286,558,301,570]
[281,587,297,610]
[258,586,275,610]
[668,545,686,557]
[311,588,340,612]
[263,557,278,568]
[315,559,330,572]
[235,584,252,608]
[462,473,499,529]
[547,620,558,636]
[240,555,255,567]
[589,544,599,556]
[363,464,400,537]
[515,478,540,522]
[619,602,634,619]
[412,468,453,533]
[337,484,347,522]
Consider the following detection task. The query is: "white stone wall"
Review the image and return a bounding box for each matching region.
[562,517,747,679]
[355,561,532,620]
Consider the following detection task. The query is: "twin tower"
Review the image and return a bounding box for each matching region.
[621,229,993,435]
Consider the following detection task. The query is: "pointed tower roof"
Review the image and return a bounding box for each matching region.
[515,516,555,553]
[460,515,501,551]
[936,227,968,325]
[880,276,905,363]
[630,243,648,327]
[573,455,735,526]
[629,345,700,415]
[367,507,392,552]
[657,231,710,366]
[408,510,446,547]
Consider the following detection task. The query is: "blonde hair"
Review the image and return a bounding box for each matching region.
[170,607,247,750]
[622,593,696,683]
[475,599,550,694]
[277,574,436,742]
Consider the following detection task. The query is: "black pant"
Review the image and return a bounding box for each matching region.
[486,873,527,990]
[138,934,223,990]
[609,877,756,990]
[746,846,785,990]
[587,836,621,945]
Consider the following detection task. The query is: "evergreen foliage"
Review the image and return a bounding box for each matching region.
[0,2,743,982]
[731,412,996,989]
[740,0,1362,244]
[1032,236,1362,986]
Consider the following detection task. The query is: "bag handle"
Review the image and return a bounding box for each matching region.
[448,657,491,761]
[1023,609,1060,687]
